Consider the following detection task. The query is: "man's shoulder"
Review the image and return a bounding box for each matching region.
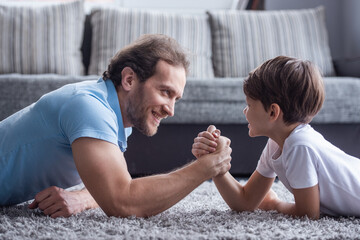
[60,80,111,114]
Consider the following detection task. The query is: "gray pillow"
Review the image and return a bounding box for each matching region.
[208,6,335,77]
[89,8,214,78]
[0,1,85,75]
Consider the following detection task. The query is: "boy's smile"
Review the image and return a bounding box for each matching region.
[243,96,270,137]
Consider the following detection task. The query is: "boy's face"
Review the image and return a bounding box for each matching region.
[243,96,271,137]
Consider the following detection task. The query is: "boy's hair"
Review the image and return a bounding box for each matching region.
[243,56,325,125]
[102,34,190,87]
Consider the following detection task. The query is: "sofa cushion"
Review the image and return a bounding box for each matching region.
[163,77,360,124]
[208,6,335,77]
[88,8,214,78]
[164,78,246,124]
[0,1,85,75]
[0,74,98,121]
[312,77,360,123]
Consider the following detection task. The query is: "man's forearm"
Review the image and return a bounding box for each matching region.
[111,159,210,217]
[78,188,99,210]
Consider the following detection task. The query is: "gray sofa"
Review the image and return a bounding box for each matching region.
[1,2,359,176]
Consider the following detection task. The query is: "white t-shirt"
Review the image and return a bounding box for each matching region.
[256,124,360,217]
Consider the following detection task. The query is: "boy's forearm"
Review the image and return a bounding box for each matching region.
[273,201,320,219]
[212,172,252,211]
[213,171,275,212]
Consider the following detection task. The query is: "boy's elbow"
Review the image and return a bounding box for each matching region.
[306,211,320,220]
[228,203,257,213]
[294,208,320,220]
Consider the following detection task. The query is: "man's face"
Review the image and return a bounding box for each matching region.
[126,60,186,136]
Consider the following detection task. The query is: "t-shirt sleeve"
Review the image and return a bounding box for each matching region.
[60,94,119,145]
[256,139,277,178]
[284,145,319,189]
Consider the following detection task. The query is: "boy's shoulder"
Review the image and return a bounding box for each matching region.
[285,124,324,149]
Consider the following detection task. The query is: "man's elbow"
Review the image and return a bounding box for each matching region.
[101,202,151,218]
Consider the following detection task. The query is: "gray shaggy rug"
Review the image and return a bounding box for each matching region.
[1,179,359,240]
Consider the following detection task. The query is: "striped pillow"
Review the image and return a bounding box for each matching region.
[208,7,335,77]
[0,1,85,75]
[89,8,214,78]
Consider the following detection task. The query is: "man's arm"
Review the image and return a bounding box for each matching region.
[71,136,232,217]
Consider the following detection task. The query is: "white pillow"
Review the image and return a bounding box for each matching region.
[89,8,214,78]
[208,6,335,77]
[0,1,85,75]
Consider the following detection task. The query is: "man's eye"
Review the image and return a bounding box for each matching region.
[162,90,170,96]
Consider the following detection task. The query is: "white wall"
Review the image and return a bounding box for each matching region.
[265,0,360,61]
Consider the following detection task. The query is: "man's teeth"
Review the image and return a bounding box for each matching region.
[153,112,161,120]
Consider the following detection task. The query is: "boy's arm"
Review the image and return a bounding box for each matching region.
[192,125,274,212]
[213,170,275,211]
[268,184,320,219]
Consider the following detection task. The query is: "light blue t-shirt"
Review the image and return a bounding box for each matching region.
[0,78,132,205]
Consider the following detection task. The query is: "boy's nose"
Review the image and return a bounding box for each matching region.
[243,106,248,114]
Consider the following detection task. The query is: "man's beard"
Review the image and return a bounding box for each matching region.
[126,89,158,137]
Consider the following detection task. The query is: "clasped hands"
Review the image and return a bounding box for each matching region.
[192,125,232,177]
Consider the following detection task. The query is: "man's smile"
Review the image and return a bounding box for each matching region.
[152,110,166,126]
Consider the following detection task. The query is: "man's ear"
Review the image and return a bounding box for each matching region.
[121,67,136,91]
[269,103,281,122]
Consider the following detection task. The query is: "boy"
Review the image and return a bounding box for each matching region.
[192,56,360,219]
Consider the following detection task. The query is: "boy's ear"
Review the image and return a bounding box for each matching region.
[121,67,137,91]
[269,103,281,121]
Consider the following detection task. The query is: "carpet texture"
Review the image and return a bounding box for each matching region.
[1,179,359,239]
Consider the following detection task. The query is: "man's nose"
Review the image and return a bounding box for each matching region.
[164,102,175,117]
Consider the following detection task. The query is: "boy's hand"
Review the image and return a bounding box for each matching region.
[192,125,221,158]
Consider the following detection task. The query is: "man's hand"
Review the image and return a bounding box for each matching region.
[192,125,221,158]
[28,186,98,218]
[197,138,232,177]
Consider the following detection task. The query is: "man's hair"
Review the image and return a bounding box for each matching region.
[102,34,190,87]
[243,56,325,125]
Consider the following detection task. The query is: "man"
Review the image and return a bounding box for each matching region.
[0,34,232,218]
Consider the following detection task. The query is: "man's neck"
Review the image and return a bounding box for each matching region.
[116,88,132,128]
